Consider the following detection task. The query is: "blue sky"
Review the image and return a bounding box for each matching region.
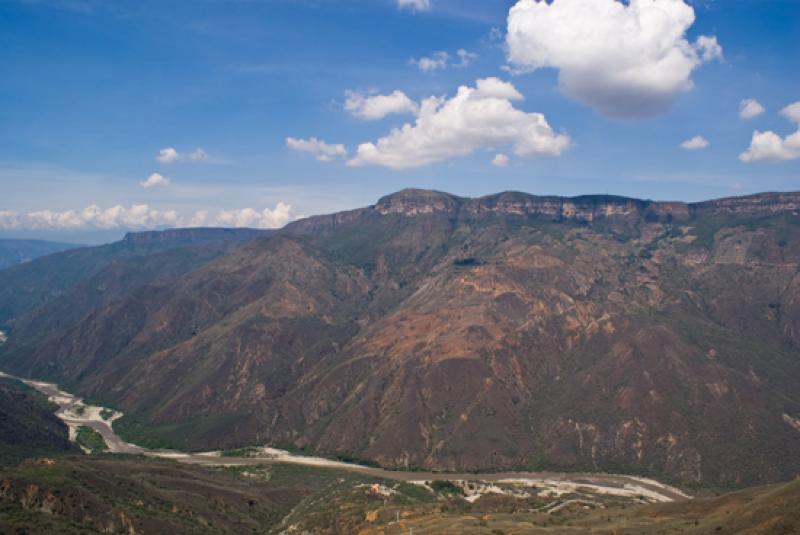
[0,0,798,242]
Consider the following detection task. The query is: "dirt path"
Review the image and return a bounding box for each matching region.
[0,371,690,503]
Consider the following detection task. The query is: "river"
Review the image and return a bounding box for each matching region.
[0,370,690,503]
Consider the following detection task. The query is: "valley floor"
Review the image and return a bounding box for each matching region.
[0,370,689,504]
[1,371,798,534]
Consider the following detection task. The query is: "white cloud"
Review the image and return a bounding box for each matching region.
[286,137,347,162]
[489,27,504,42]
[188,210,209,227]
[344,90,418,120]
[0,205,179,230]
[0,203,293,230]
[397,0,431,12]
[739,98,765,120]
[187,148,208,161]
[680,136,710,150]
[139,172,171,188]
[696,35,723,62]
[456,49,478,68]
[740,102,800,162]
[412,49,477,72]
[157,147,180,164]
[212,202,292,229]
[506,0,723,118]
[412,51,449,72]
[492,153,510,167]
[157,147,210,164]
[347,77,570,170]
[472,77,523,100]
[783,101,800,123]
[0,210,20,230]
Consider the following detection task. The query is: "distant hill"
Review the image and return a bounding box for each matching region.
[0,227,268,330]
[0,239,80,270]
[1,190,799,488]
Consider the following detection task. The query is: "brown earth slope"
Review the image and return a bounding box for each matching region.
[3,456,797,535]
[1,189,799,487]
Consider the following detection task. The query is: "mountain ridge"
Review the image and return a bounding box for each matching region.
[0,238,81,270]
[285,189,800,234]
[1,188,799,488]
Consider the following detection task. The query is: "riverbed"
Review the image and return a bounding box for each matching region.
[0,370,690,503]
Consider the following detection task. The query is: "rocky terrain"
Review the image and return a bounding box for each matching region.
[1,189,799,488]
[1,455,798,534]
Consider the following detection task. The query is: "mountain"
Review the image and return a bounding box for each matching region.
[0,227,268,331]
[1,190,799,488]
[0,377,79,466]
[0,239,80,270]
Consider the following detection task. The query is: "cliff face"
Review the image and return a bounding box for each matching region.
[290,189,800,228]
[2,189,800,488]
[690,192,800,217]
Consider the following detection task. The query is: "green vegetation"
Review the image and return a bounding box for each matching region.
[453,257,484,267]
[0,378,78,466]
[395,482,437,503]
[75,426,107,453]
[431,479,465,495]
[99,408,114,420]
[334,451,381,468]
[112,416,180,450]
[113,412,243,451]
[0,457,311,534]
[0,448,797,533]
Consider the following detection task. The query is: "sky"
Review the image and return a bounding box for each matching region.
[0,0,798,243]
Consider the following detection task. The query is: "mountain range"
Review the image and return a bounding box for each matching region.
[1,189,799,488]
[0,239,80,270]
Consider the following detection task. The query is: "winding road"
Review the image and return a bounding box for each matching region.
[0,370,690,503]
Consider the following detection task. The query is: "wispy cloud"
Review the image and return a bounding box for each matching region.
[680,136,710,150]
[411,48,477,72]
[140,172,171,188]
[739,98,765,120]
[397,0,431,13]
[286,137,347,162]
[157,147,210,164]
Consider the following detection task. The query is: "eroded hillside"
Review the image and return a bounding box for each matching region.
[1,189,799,487]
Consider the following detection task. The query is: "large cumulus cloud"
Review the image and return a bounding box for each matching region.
[506,0,722,118]
[347,77,570,169]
